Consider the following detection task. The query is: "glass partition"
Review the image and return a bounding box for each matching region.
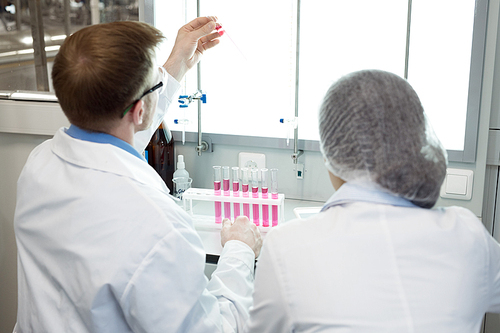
[0,0,139,92]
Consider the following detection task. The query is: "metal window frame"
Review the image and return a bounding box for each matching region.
[444,0,488,163]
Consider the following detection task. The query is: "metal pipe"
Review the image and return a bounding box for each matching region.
[404,0,412,80]
[197,0,202,155]
[90,0,99,25]
[197,61,204,155]
[63,0,70,37]
[28,0,49,91]
[195,0,208,155]
[15,0,21,31]
[292,0,303,163]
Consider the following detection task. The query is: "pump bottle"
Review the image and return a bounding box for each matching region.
[173,155,190,182]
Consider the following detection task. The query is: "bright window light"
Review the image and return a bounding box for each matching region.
[298,0,408,142]
[154,0,479,152]
[407,0,476,151]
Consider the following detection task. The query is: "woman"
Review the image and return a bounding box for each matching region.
[245,70,500,332]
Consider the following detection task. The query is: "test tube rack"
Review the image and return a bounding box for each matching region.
[182,187,285,227]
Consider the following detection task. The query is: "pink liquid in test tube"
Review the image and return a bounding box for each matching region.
[223,179,231,219]
[214,181,222,223]
[252,187,259,226]
[242,184,250,218]
[213,166,222,223]
[232,167,241,218]
[262,187,269,227]
[222,166,231,219]
[261,168,269,227]
[251,168,259,226]
[241,167,250,219]
[233,181,240,217]
[271,168,279,227]
[272,193,278,226]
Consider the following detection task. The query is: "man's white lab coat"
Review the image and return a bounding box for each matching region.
[14,72,255,332]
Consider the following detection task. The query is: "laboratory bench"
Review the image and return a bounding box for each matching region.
[178,197,324,264]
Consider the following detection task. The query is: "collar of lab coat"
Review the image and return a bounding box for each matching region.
[66,124,146,161]
[51,127,170,195]
[321,181,417,212]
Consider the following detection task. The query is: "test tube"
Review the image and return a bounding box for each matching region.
[213,166,222,223]
[222,166,231,219]
[261,168,269,227]
[251,168,260,226]
[232,167,241,218]
[241,167,250,219]
[271,168,279,227]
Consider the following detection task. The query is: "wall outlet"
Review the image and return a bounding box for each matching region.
[295,163,304,179]
[238,152,266,172]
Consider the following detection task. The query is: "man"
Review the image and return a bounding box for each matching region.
[14,17,262,332]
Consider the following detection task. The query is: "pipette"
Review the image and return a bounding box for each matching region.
[216,24,247,61]
[174,119,190,145]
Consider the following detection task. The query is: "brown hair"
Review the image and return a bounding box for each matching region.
[52,21,164,132]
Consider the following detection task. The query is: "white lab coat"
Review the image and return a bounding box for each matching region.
[245,183,500,333]
[14,71,255,332]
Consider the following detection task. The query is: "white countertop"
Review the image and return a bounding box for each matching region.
[179,198,324,256]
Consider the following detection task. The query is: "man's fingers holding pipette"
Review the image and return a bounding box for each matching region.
[163,16,221,81]
[198,33,221,52]
[184,17,220,41]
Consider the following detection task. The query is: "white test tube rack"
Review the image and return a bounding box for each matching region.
[182,188,285,228]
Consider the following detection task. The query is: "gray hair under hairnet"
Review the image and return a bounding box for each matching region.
[319,70,447,208]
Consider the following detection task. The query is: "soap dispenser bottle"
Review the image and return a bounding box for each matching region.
[173,155,190,199]
[173,155,189,181]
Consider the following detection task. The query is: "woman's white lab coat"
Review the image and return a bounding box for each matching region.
[245,182,500,333]
[14,71,255,332]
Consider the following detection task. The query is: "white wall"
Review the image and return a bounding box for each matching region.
[0,132,52,332]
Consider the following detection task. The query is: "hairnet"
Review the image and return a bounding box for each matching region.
[319,70,447,208]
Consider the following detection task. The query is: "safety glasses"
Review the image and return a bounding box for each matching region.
[122,81,164,117]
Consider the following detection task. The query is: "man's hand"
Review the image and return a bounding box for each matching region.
[221,217,263,258]
[164,16,221,81]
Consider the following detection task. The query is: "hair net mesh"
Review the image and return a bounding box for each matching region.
[319,70,447,208]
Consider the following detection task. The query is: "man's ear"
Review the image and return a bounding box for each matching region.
[129,100,144,125]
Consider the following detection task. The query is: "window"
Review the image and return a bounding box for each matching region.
[0,0,140,92]
[156,0,486,162]
[298,0,408,142]
[156,0,296,140]
[408,0,479,154]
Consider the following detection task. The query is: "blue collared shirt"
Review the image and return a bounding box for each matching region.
[321,181,417,212]
[66,125,146,162]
